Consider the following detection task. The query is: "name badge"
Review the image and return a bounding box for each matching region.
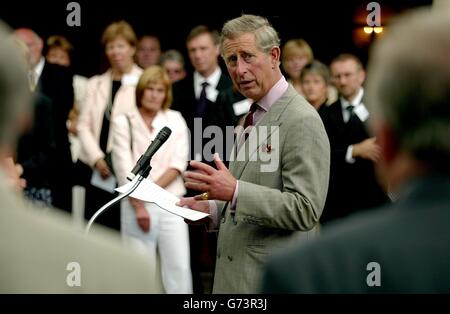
[206,87,219,102]
[354,104,370,122]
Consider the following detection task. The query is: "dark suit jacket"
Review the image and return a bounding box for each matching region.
[262,174,450,293]
[37,62,74,211]
[171,71,235,162]
[17,93,56,188]
[319,99,389,223]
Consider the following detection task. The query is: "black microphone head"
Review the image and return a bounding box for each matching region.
[158,126,172,141]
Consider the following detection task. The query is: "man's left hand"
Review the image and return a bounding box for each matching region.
[184,153,236,202]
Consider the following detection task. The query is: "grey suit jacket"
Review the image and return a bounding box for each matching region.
[0,174,163,293]
[213,85,330,293]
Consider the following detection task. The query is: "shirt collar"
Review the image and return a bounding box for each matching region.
[340,87,364,109]
[194,67,221,89]
[136,108,167,136]
[34,57,45,81]
[256,76,289,112]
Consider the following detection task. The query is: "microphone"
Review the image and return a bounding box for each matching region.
[126,126,172,181]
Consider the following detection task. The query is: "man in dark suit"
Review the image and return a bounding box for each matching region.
[171,25,242,294]
[319,53,388,224]
[262,7,450,293]
[172,25,238,163]
[14,28,74,213]
[17,93,55,206]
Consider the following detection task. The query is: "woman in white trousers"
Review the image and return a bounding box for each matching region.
[111,66,192,293]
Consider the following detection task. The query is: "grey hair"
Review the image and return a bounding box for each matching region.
[220,14,280,57]
[366,7,450,168]
[160,49,185,68]
[300,60,331,86]
[0,21,31,148]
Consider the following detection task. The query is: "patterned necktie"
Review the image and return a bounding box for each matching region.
[242,102,259,141]
[243,102,259,130]
[196,81,209,117]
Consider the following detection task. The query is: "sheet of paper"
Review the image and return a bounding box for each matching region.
[116,177,209,221]
[90,170,116,194]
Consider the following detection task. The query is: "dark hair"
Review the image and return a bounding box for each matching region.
[186,25,220,46]
[331,53,363,70]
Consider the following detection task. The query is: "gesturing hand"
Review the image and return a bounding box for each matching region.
[183,153,236,202]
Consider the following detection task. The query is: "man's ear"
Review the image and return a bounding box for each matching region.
[270,46,281,68]
[214,44,220,58]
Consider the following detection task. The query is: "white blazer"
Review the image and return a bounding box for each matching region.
[111,108,189,197]
[77,65,143,167]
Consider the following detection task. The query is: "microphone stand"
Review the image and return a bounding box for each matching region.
[85,164,152,235]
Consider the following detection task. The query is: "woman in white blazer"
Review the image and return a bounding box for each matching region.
[77,21,142,231]
[111,66,192,293]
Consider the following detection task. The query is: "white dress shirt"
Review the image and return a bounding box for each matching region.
[340,87,364,163]
[193,67,221,101]
[111,108,189,197]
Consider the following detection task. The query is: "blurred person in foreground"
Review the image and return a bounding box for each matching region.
[262,7,450,293]
[0,21,162,293]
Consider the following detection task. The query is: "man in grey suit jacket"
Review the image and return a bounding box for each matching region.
[261,7,450,293]
[178,15,330,293]
[0,21,162,293]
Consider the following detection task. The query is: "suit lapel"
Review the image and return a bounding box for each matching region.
[229,86,296,179]
[216,72,231,92]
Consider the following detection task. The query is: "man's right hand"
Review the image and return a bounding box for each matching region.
[177,197,210,225]
[94,158,111,179]
[352,137,381,162]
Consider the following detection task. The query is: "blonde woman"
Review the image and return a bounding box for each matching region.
[77,21,142,231]
[111,66,192,293]
[281,38,314,95]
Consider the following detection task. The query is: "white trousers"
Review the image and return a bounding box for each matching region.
[121,199,192,293]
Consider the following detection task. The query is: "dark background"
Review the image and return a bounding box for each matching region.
[1,0,432,77]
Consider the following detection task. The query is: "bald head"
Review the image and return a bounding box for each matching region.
[14,28,43,67]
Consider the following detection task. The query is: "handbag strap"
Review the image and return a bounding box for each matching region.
[125,114,133,153]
